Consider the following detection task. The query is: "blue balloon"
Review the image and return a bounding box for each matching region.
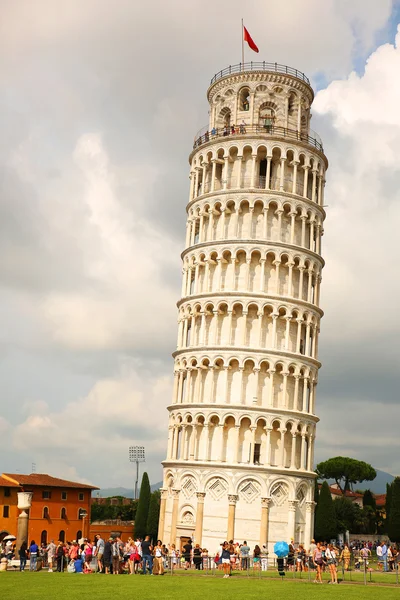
[274,541,289,558]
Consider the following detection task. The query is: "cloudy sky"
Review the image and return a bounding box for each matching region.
[1,0,400,489]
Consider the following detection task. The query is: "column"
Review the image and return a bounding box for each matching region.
[215,259,222,292]
[167,425,174,458]
[194,492,206,546]
[316,225,321,254]
[208,208,214,241]
[194,168,199,198]
[181,268,187,297]
[265,156,272,189]
[199,213,205,243]
[232,207,240,238]
[232,425,240,462]
[259,258,266,292]
[298,267,305,300]
[263,206,268,237]
[189,171,195,200]
[300,216,307,247]
[311,169,317,203]
[236,155,243,188]
[189,425,196,459]
[170,489,180,545]
[184,369,192,403]
[177,371,184,404]
[182,318,188,348]
[222,366,230,403]
[226,310,233,345]
[157,488,168,540]
[223,156,229,190]
[271,314,278,349]
[257,311,264,346]
[305,501,316,550]
[185,221,191,247]
[230,258,237,289]
[202,163,208,194]
[302,377,309,412]
[260,497,271,548]
[190,219,196,246]
[300,434,306,470]
[297,98,302,131]
[265,427,271,464]
[309,219,315,251]
[302,166,309,198]
[279,157,286,191]
[282,372,288,408]
[273,260,281,295]
[292,161,298,195]
[305,322,311,355]
[249,426,257,461]
[287,500,298,542]
[287,262,294,296]
[307,435,314,470]
[172,426,179,459]
[199,424,209,460]
[172,371,179,403]
[241,311,248,346]
[248,207,255,239]
[278,429,286,467]
[294,375,300,411]
[194,367,202,403]
[289,212,296,244]
[179,425,187,459]
[291,433,297,468]
[296,319,302,352]
[219,208,226,239]
[284,317,291,350]
[307,270,313,303]
[227,495,238,541]
[194,264,200,295]
[203,261,210,293]
[250,154,257,188]
[268,369,275,407]
[276,210,283,241]
[210,160,217,192]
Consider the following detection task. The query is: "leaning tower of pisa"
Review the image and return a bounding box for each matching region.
[158,62,328,553]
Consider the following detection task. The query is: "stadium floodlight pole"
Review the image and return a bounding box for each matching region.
[129,445,146,500]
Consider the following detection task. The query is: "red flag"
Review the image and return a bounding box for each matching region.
[243,26,259,53]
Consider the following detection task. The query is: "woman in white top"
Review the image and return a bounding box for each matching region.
[153,540,164,575]
[325,544,338,584]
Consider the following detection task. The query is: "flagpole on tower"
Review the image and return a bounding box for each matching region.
[241,18,245,70]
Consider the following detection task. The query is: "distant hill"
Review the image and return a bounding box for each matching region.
[353,469,395,494]
[93,481,162,498]
[327,469,395,494]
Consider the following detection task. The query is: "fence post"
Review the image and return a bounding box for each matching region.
[396,563,399,585]
[363,558,367,586]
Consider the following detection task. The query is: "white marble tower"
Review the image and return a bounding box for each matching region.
[158,62,328,553]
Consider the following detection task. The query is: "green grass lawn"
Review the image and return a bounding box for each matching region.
[1,571,399,600]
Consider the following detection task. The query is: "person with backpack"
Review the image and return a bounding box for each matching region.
[111,537,123,575]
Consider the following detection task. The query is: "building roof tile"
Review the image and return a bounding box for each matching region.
[2,473,98,490]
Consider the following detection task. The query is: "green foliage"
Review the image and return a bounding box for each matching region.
[386,482,393,532]
[363,489,376,510]
[316,457,376,493]
[333,496,355,533]
[314,481,337,541]
[388,477,400,542]
[90,498,137,523]
[134,472,151,539]
[146,490,161,543]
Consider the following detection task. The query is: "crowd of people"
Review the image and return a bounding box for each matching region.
[1,535,399,579]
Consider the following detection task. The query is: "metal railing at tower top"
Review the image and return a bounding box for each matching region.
[210,62,311,86]
[193,123,323,153]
